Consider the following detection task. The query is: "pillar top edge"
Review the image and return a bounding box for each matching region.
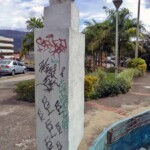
[50,0,75,6]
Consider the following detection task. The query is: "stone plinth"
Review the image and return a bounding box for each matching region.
[44,2,79,31]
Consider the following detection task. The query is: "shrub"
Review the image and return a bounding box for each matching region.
[127,58,147,75]
[84,75,98,99]
[85,59,93,73]
[118,68,142,82]
[105,67,124,73]
[94,68,141,98]
[95,77,130,98]
[15,79,35,102]
[90,67,106,80]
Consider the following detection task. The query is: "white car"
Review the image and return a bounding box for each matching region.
[0,59,26,76]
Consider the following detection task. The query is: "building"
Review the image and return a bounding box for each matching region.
[0,36,14,58]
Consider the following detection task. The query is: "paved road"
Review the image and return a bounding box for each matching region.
[0,73,36,150]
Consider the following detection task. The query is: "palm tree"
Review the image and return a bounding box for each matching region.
[21,17,44,58]
[104,7,146,60]
[83,20,113,67]
[26,17,44,32]
[83,7,146,69]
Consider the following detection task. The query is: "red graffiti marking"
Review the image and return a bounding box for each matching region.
[36,34,67,57]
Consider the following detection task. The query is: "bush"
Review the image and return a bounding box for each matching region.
[127,58,147,75]
[84,75,98,99]
[15,79,35,102]
[95,77,130,98]
[90,67,106,80]
[94,68,141,98]
[105,67,123,73]
[118,68,142,82]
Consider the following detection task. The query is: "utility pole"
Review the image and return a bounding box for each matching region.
[135,0,141,58]
[113,0,123,78]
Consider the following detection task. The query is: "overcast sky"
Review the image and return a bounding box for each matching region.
[0,0,150,32]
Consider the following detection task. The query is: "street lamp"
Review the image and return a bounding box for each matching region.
[135,0,141,58]
[113,0,123,78]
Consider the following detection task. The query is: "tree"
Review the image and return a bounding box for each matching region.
[83,19,113,67]
[104,7,146,59]
[83,7,146,69]
[26,17,44,32]
[20,17,44,58]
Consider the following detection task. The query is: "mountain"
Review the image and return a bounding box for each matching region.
[0,30,28,52]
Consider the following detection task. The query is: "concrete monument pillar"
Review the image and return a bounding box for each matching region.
[34,0,85,150]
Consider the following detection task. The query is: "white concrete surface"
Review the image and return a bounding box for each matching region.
[68,30,85,150]
[44,1,79,31]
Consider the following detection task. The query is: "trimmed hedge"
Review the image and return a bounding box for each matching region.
[15,79,35,102]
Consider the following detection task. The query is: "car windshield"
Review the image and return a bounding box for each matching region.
[0,60,11,65]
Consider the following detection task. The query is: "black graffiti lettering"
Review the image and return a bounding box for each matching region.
[39,58,57,79]
[42,96,54,116]
[56,141,63,150]
[45,136,54,150]
[45,119,57,139]
[42,74,59,93]
[37,58,59,93]
[55,122,63,135]
[55,100,63,115]
[60,67,65,78]
[39,58,49,73]
[38,108,45,121]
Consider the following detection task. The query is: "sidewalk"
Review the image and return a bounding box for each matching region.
[78,72,150,150]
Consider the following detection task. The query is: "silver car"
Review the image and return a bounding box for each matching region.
[0,59,26,76]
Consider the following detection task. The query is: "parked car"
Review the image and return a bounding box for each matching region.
[102,60,115,68]
[0,59,26,76]
[107,56,131,67]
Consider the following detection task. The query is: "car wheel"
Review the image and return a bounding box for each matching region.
[23,69,26,74]
[11,70,15,76]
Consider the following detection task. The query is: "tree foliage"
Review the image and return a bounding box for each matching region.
[141,32,150,70]
[83,7,146,67]
[20,17,44,58]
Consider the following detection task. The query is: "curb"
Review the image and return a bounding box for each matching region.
[0,72,34,80]
[86,101,130,116]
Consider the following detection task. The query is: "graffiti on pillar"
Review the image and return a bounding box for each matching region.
[59,79,68,132]
[37,58,59,93]
[36,33,68,150]
[36,34,67,58]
